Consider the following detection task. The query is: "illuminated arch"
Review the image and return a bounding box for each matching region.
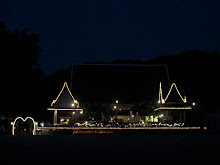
[12,117,36,135]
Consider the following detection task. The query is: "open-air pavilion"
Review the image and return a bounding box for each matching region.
[47,82,83,125]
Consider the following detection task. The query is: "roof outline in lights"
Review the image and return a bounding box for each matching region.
[164,83,187,104]
[51,82,78,106]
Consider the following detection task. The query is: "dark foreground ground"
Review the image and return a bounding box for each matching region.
[0,135,219,165]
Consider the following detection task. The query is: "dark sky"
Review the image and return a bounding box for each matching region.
[1,0,220,75]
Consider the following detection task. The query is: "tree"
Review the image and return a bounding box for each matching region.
[1,22,43,118]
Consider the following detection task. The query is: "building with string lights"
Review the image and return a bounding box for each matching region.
[155,82,192,123]
[47,82,83,125]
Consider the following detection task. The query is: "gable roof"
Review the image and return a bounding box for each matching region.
[155,83,192,111]
[71,64,169,103]
[51,82,79,109]
[164,83,187,103]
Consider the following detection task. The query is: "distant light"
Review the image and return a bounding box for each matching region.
[158,100,161,104]
[150,116,153,118]
[74,100,77,103]
[119,109,122,110]
[35,122,38,125]
[80,111,83,114]
[192,102,196,106]
[11,122,13,125]
[72,112,75,114]
[116,100,119,104]
[132,115,134,118]
[114,106,116,109]
[72,103,75,107]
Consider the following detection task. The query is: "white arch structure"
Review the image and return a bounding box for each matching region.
[12,117,36,135]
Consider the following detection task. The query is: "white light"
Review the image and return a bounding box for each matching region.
[150,116,153,118]
[11,122,13,125]
[12,117,36,135]
[116,100,118,104]
[132,115,134,118]
[80,111,83,114]
[72,111,75,114]
[192,102,196,106]
[114,106,116,109]
[158,100,161,104]
[72,103,75,107]
[74,100,77,103]
[35,122,38,125]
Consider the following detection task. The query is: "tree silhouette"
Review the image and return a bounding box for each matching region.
[1,22,43,118]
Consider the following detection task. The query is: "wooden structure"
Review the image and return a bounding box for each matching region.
[47,82,83,125]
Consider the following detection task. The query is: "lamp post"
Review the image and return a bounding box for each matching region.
[114,105,117,122]
[115,100,119,123]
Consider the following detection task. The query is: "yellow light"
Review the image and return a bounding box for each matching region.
[164,83,187,103]
[51,82,79,107]
[47,108,83,111]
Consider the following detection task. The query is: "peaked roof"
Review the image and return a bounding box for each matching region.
[155,83,191,111]
[164,83,187,103]
[51,82,79,109]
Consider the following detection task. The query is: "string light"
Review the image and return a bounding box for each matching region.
[155,107,192,111]
[51,82,79,107]
[47,108,83,111]
[164,83,187,103]
[12,117,36,135]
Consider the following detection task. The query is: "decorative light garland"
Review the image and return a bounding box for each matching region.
[51,82,79,107]
[163,83,187,103]
[12,117,37,135]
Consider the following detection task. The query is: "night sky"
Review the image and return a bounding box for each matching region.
[1,0,220,75]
